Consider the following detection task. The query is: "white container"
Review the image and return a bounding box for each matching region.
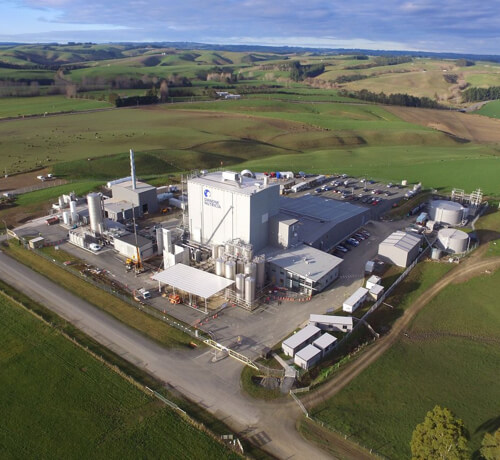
[244,277,256,303]
[215,258,225,276]
[225,260,236,280]
[235,273,245,300]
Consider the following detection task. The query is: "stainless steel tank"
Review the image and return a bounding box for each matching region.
[244,262,256,277]
[62,211,70,225]
[87,192,104,234]
[429,200,465,226]
[244,277,256,304]
[215,258,225,276]
[236,260,245,274]
[156,227,164,254]
[256,257,266,288]
[235,273,245,300]
[225,260,236,280]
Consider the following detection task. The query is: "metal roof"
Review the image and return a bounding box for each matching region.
[265,243,342,282]
[112,179,156,193]
[114,232,152,248]
[295,344,321,362]
[189,171,278,196]
[152,264,234,298]
[370,284,384,295]
[313,333,337,350]
[343,287,369,307]
[282,324,320,350]
[310,314,353,327]
[379,231,421,252]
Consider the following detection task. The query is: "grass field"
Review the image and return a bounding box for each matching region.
[311,265,500,459]
[0,292,239,459]
[5,242,193,348]
[476,99,500,119]
[0,95,111,119]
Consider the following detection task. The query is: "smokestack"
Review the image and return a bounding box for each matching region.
[130,149,136,190]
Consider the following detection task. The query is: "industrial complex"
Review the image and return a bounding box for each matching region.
[9,148,485,375]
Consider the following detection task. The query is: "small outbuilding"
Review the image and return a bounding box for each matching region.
[365,275,381,290]
[113,233,154,260]
[28,236,45,249]
[294,344,322,370]
[369,284,384,300]
[343,287,368,313]
[378,231,422,268]
[282,324,321,357]
[312,333,337,357]
[309,314,353,333]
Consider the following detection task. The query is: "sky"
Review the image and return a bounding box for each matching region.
[1,0,500,54]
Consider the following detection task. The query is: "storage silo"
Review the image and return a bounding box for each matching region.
[431,247,442,260]
[244,262,256,277]
[162,228,172,254]
[429,200,466,226]
[438,228,469,254]
[156,227,164,254]
[255,257,266,288]
[58,196,65,208]
[243,247,253,261]
[211,245,219,260]
[215,258,225,276]
[235,273,245,300]
[217,246,225,258]
[87,193,104,234]
[245,277,256,304]
[225,243,234,256]
[62,211,70,225]
[225,260,236,280]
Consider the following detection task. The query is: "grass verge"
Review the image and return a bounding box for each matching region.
[240,366,283,401]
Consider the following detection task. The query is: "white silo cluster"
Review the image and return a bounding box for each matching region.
[213,240,266,308]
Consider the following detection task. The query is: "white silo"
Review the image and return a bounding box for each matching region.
[215,258,225,276]
[235,273,245,300]
[429,200,466,226]
[162,228,172,254]
[62,211,70,225]
[244,277,256,304]
[156,227,164,254]
[58,196,65,208]
[438,228,469,254]
[225,260,236,280]
[244,262,256,277]
[87,193,104,234]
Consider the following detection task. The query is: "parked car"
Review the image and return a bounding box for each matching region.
[354,233,366,240]
[346,238,359,247]
[360,230,371,237]
[315,188,322,193]
[89,243,102,252]
[336,245,349,253]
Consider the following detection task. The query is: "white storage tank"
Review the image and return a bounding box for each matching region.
[58,196,65,208]
[87,192,104,234]
[162,228,172,254]
[156,227,164,254]
[217,246,225,259]
[235,273,245,300]
[211,245,219,260]
[225,243,234,256]
[245,277,256,304]
[215,258,225,276]
[256,257,266,288]
[244,262,256,277]
[438,228,469,254]
[236,260,245,274]
[429,200,466,226]
[225,260,236,280]
[69,200,77,213]
[62,211,70,225]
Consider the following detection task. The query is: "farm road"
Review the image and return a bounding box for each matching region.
[301,248,500,411]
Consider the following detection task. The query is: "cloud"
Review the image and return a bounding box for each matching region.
[4,0,500,54]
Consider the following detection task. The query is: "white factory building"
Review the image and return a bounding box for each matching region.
[378,231,422,268]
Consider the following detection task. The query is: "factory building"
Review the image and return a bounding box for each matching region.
[113,233,154,260]
[111,179,158,217]
[378,231,422,267]
[187,171,279,251]
[265,243,342,295]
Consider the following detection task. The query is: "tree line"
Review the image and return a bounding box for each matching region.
[346,55,412,70]
[289,62,325,81]
[339,88,442,108]
[462,86,500,102]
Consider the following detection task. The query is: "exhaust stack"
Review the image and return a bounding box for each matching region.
[130,149,137,190]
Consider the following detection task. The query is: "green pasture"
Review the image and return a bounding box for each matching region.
[476,99,500,119]
[0,293,238,459]
[311,266,500,459]
[465,72,500,88]
[0,95,111,119]
[15,181,102,206]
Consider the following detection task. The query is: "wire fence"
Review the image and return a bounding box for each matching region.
[9,178,66,196]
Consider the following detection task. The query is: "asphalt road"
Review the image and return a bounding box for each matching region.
[0,250,333,460]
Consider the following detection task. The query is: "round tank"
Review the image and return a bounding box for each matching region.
[225,260,236,280]
[69,200,77,213]
[195,249,202,262]
[211,245,219,260]
[157,192,174,202]
[431,247,442,260]
[244,262,256,277]
[71,212,78,224]
[243,247,253,261]
[225,243,233,256]
[217,246,225,258]
[438,228,469,254]
[429,200,465,226]
[215,258,225,276]
[244,277,256,304]
[236,260,245,274]
[58,196,65,208]
[256,258,266,288]
[87,192,104,234]
[62,211,70,225]
[235,273,245,300]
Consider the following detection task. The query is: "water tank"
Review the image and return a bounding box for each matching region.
[156,227,164,254]
[69,200,77,213]
[58,196,65,208]
[438,228,469,254]
[87,193,104,234]
[217,246,225,258]
[256,258,266,288]
[225,260,236,280]
[245,277,256,304]
[236,260,245,274]
[157,192,174,202]
[71,212,78,224]
[431,247,442,260]
[244,262,256,277]
[62,211,70,225]
[235,273,245,300]
[225,243,233,256]
[215,258,225,276]
[429,200,465,226]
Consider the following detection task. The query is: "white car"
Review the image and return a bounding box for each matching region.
[89,243,102,252]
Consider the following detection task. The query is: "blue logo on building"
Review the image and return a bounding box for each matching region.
[204,189,211,198]
[203,188,221,208]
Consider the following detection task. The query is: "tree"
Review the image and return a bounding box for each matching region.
[159,79,169,102]
[410,405,469,460]
[481,428,500,460]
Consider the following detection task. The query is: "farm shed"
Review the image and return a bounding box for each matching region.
[282,324,321,357]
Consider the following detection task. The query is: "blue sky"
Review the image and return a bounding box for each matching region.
[1,0,500,54]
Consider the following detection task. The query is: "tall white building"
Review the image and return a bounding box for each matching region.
[187,171,279,251]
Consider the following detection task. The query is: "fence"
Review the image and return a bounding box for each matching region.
[9,178,66,196]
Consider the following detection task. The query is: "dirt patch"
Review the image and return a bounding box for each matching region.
[0,168,51,193]
[386,106,500,144]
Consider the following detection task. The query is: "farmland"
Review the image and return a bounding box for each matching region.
[0,292,239,459]
[309,265,500,459]
[476,99,500,119]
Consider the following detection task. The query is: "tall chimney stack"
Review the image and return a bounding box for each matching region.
[130,149,136,190]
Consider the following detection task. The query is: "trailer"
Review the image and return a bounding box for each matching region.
[343,287,368,313]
